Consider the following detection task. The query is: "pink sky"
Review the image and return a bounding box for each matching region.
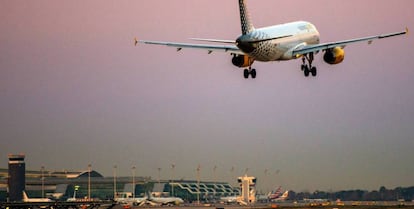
[1,0,414,192]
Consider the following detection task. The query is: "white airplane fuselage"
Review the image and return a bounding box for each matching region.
[149,196,184,205]
[23,191,52,203]
[237,21,320,62]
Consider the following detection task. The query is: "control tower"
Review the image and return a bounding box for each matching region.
[8,154,25,202]
[237,175,256,205]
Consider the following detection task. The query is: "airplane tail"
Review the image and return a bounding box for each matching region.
[238,0,255,34]
[268,186,282,199]
[280,191,289,199]
[22,191,29,201]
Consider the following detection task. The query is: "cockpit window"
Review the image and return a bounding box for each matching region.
[298,25,308,31]
[299,24,315,31]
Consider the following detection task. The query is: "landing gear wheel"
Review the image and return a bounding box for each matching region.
[304,66,310,77]
[311,67,317,77]
[251,69,257,79]
[243,69,249,79]
[243,68,257,79]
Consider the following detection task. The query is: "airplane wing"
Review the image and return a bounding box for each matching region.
[293,28,408,56]
[135,38,244,55]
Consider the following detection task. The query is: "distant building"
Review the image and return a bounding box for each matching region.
[0,167,151,201]
[0,168,238,202]
[238,175,257,204]
[155,181,240,202]
[8,154,26,202]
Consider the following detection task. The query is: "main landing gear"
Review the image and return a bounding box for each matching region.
[243,67,256,79]
[301,52,317,77]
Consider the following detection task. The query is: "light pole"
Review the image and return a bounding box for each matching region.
[113,165,117,199]
[88,164,91,200]
[264,168,269,194]
[171,163,175,197]
[132,166,136,198]
[213,165,217,198]
[230,166,235,193]
[157,168,161,185]
[274,169,280,193]
[213,165,217,183]
[41,166,45,198]
[196,165,200,205]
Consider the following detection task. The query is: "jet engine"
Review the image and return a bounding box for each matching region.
[232,55,253,68]
[323,47,345,65]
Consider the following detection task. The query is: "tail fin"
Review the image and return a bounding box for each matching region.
[281,191,289,198]
[22,191,29,201]
[239,0,255,34]
[268,186,282,199]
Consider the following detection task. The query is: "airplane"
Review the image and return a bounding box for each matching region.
[220,195,239,204]
[271,190,289,202]
[145,191,184,206]
[114,192,147,206]
[135,0,408,79]
[256,187,281,202]
[22,191,52,203]
[115,197,148,207]
[256,187,289,202]
[220,196,250,206]
[267,186,283,200]
[221,193,256,205]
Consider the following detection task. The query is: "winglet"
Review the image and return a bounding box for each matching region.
[406,27,409,35]
[134,37,138,46]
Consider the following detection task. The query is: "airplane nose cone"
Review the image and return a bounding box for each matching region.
[236,35,257,53]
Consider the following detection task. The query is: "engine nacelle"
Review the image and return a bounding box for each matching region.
[323,47,345,65]
[232,55,253,68]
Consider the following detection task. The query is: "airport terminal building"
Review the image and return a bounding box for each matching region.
[0,168,239,202]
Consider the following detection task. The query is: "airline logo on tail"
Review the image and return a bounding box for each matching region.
[268,186,283,199]
[269,189,289,202]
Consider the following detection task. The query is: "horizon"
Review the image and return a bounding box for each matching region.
[2,166,413,194]
[1,0,414,193]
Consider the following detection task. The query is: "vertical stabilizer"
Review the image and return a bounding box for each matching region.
[239,0,255,34]
[22,191,29,201]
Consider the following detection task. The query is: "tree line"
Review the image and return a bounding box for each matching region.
[289,186,414,201]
